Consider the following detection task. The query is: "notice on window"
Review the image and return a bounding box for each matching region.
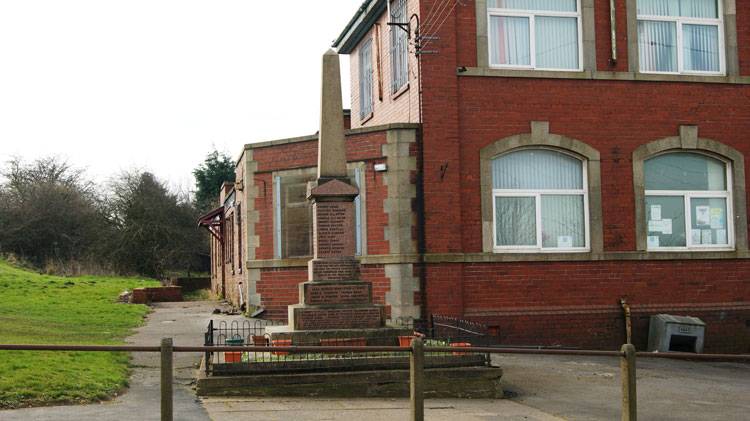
[710,208,724,229]
[650,205,662,221]
[662,219,672,235]
[716,229,727,245]
[691,229,702,244]
[696,205,710,226]
[701,229,712,244]
[648,220,662,233]
[557,236,572,248]
[647,236,659,248]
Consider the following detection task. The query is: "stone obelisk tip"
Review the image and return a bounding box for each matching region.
[318,49,347,180]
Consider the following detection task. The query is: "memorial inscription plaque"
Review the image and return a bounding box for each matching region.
[309,258,360,281]
[314,202,355,258]
[304,283,371,305]
[295,307,383,330]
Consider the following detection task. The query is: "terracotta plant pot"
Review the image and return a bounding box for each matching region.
[272,339,291,356]
[398,336,417,347]
[320,338,366,354]
[224,351,243,363]
[252,335,268,346]
[450,342,471,355]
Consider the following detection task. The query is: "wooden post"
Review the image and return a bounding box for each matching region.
[621,344,637,421]
[161,338,173,421]
[410,338,424,421]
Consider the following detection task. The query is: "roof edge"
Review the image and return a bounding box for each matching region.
[332,0,386,54]
[243,122,420,151]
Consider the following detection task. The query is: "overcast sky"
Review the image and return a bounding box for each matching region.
[0,0,363,190]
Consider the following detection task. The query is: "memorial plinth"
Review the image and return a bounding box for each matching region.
[289,178,386,331]
[266,49,411,344]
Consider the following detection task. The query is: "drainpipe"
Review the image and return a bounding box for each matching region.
[413,12,427,321]
[620,298,632,345]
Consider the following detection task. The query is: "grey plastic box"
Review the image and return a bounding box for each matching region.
[647,314,706,353]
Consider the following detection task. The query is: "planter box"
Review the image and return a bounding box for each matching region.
[224,351,243,363]
[450,343,471,355]
[272,339,292,356]
[398,336,417,347]
[320,338,366,354]
[252,335,268,346]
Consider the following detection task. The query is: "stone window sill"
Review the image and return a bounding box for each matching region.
[391,82,409,100]
[459,67,750,85]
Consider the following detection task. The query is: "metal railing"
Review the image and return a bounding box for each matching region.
[2,341,749,421]
[202,317,490,375]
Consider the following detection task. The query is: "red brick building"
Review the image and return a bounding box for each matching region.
[205,0,750,353]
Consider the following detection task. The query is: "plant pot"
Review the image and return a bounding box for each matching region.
[272,339,292,356]
[252,335,268,347]
[224,351,243,362]
[398,336,417,347]
[320,338,366,354]
[450,342,471,355]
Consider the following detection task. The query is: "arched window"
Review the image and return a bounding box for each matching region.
[492,149,589,250]
[480,121,601,254]
[632,126,747,252]
[644,152,732,249]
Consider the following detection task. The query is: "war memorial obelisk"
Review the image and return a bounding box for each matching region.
[267,50,407,341]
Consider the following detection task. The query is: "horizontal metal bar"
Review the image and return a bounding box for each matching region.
[175,346,409,353]
[426,347,625,357]
[2,344,747,361]
[636,352,750,361]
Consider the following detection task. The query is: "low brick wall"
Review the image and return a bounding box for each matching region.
[132,286,182,304]
[169,277,211,292]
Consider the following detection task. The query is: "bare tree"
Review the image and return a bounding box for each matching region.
[0,157,107,271]
[105,171,204,278]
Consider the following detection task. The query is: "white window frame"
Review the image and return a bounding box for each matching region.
[390,0,409,92]
[491,149,590,252]
[645,153,734,251]
[359,38,373,120]
[487,0,583,71]
[274,167,364,259]
[637,0,725,75]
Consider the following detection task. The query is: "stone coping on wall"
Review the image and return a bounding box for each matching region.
[464,302,750,318]
[460,67,750,85]
[243,123,420,151]
[247,250,750,269]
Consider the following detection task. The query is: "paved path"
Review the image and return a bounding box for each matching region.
[1,301,244,421]
[201,396,562,420]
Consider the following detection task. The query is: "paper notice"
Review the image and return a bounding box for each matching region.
[662,219,672,235]
[701,229,712,244]
[650,205,662,221]
[648,220,662,233]
[691,229,701,244]
[696,205,710,226]
[716,229,727,244]
[557,236,572,248]
[647,236,659,248]
[710,208,723,229]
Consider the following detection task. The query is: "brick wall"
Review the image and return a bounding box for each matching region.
[132,286,182,304]
[424,260,750,352]
[454,77,750,253]
[348,0,421,129]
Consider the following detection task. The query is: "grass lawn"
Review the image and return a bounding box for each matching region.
[0,259,160,408]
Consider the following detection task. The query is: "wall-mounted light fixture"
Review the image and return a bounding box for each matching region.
[374,163,388,172]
